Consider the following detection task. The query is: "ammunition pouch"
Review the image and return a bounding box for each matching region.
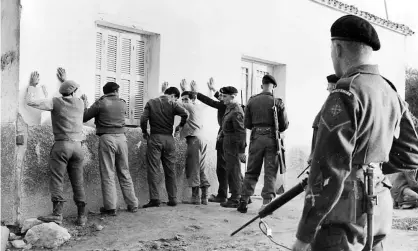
[323,163,390,225]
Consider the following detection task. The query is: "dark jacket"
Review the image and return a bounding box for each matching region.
[140,95,188,135]
[296,64,417,243]
[244,92,289,132]
[83,93,127,135]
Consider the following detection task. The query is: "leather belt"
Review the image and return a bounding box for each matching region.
[252,127,274,134]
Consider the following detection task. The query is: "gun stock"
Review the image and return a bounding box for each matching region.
[231,178,308,236]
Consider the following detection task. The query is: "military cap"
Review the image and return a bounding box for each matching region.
[331,15,380,51]
[262,74,277,87]
[59,80,79,95]
[220,86,238,95]
[326,74,340,84]
[103,82,120,94]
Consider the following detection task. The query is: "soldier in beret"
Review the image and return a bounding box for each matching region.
[214,86,247,208]
[26,69,88,226]
[237,74,289,213]
[82,82,139,216]
[293,15,418,251]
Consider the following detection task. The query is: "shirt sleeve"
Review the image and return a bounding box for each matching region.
[277,99,289,132]
[296,90,358,243]
[26,86,53,111]
[174,103,189,127]
[232,111,247,153]
[197,92,222,109]
[244,102,252,130]
[140,102,151,133]
[83,100,100,122]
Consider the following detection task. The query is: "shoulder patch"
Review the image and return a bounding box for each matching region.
[331,89,352,97]
[320,95,352,131]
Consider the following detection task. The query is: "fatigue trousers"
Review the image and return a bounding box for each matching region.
[49,141,86,204]
[185,136,210,188]
[146,134,177,201]
[311,187,392,251]
[242,132,279,200]
[223,135,243,200]
[215,137,232,199]
[98,134,138,210]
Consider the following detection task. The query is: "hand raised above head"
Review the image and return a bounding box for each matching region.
[56,67,66,83]
[162,81,169,93]
[180,79,187,92]
[190,80,197,92]
[29,71,40,87]
[207,77,216,92]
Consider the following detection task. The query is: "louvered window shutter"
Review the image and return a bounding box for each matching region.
[95,26,147,126]
[95,32,104,100]
[133,39,146,120]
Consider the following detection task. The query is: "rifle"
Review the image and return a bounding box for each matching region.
[273,96,286,175]
[231,177,308,236]
[364,165,378,251]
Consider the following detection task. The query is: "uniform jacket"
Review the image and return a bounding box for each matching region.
[83,93,127,135]
[244,92,289,132]
[221,102,246,153]
[296,64,415,243]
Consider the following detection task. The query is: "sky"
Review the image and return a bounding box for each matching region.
[343,0,418,69]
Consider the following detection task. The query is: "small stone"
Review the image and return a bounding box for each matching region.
[6,241,12,248]
[12,239,27,249]
[223,219,229,223]
[9,232,22,241]
[24,243,32,250]
[21,218,44,233]
[151,241,161,249]
[94,224,104,231]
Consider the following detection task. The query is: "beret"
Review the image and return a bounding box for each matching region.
[220,86,238,95]
[262,74,277,87]
[59,80,79,95]
[326,74,340,84]
[103,82,120,94]
[331,15,380,51]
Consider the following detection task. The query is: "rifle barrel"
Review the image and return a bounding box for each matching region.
[230,215,260,236]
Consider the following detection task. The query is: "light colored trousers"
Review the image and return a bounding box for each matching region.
[99,134,138,210]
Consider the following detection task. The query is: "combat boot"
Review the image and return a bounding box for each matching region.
[208,194,227,203]
[167,198,177,207]
[201,187,209,205]
[182,187,201,205]
[237,198,248,213]
[38,201,64,224]
[220,198,240,208]
[143,199,161,208]
[76,202,87,226]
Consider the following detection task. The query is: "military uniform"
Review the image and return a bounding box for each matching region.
[83,82,139,214]
[26,80,87,226]
[140,93,188,207]
[240,89,289,208]
[220,91,246,207]
[297,64,417,250]
[388,170,418,209]
[196,91,231,202]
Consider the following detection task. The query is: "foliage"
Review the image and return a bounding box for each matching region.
[405,67,418,117]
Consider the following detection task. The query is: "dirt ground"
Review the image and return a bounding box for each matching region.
[48,194,417,251]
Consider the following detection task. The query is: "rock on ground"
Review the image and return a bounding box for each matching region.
[11,239,26,249]
[21,218,44,233]
[24,222,71,249]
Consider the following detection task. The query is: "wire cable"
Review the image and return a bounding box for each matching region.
[258,219,292,250]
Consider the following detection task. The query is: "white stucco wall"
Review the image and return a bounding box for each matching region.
[19,0,408,150]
